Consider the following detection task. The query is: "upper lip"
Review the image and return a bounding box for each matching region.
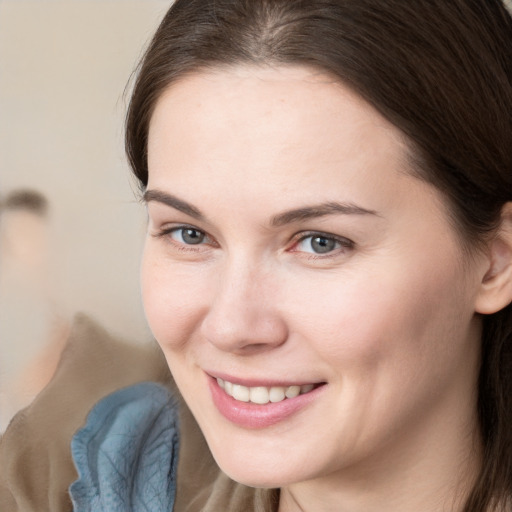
[206,370,325,388]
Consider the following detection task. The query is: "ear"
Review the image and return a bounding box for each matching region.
[475,202,512,315]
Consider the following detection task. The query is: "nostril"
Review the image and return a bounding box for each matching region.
[238,342,277,354]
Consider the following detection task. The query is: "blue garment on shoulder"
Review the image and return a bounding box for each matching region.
[69,382,180,512]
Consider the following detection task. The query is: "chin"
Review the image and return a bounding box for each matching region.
[207,440,312,489]
[218,464,295,489]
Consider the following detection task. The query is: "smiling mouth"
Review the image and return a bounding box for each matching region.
[216,378,322,405]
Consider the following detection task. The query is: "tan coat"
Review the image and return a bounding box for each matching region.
[0,315,277,512]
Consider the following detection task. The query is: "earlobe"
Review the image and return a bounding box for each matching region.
[475,202,512,315]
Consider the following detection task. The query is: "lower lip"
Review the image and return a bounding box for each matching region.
[208,377,325,429]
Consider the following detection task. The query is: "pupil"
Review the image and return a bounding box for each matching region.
[311,236,335,254]
[183,229,204,244]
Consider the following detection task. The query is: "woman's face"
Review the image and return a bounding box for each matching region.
[142,66,485,489]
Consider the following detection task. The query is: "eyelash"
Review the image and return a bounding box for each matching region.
[289,231,355,258]
[153,225,354,258]
[152,225,215,251]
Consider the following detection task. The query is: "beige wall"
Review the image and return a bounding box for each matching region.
[1,1,170,343]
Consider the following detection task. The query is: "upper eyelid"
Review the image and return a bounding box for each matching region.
[150,219,207,234]
[164,225,209,238]
[147,211,212,233]
[160,223,205,232]
[292,230,354,245]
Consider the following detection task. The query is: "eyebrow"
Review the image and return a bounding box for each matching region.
[143,189,204,221]
[270,202,379,227]
[143,189,378,226]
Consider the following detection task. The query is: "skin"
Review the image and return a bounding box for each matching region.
[142,66,493,512]
[1,210,49,277]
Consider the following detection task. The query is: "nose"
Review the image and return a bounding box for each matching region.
[199,258,288,354]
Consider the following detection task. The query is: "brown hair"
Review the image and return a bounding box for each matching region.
[1,189,48,216]
[126,1,512,510]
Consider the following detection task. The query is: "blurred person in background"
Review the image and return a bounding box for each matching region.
[0,189,69,431]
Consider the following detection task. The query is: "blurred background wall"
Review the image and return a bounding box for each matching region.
[0,0,170,427]
[0,0,170,341]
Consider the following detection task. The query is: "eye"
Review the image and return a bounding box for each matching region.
[151,223,217,254]
[293,232,353,255]
[169,227,207,245]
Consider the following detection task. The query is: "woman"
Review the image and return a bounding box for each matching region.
[1,1,511,511]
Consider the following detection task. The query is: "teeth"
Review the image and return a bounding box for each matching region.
[300,384,314,394]
[269,386,285,403]
[232,384,250,402]
[285,385,300,399]
[216,378,317,404]
[249,387,269,404]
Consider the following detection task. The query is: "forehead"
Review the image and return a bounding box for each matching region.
[149,65,404,143]
[147,65,411,193]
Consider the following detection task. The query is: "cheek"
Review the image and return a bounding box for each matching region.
[140,247,208,352]
[286,256,475,380]
[281,260,479,449]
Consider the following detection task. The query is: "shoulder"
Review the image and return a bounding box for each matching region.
[0,314,173,512]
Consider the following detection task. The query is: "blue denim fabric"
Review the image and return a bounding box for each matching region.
[69,382,179,512]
